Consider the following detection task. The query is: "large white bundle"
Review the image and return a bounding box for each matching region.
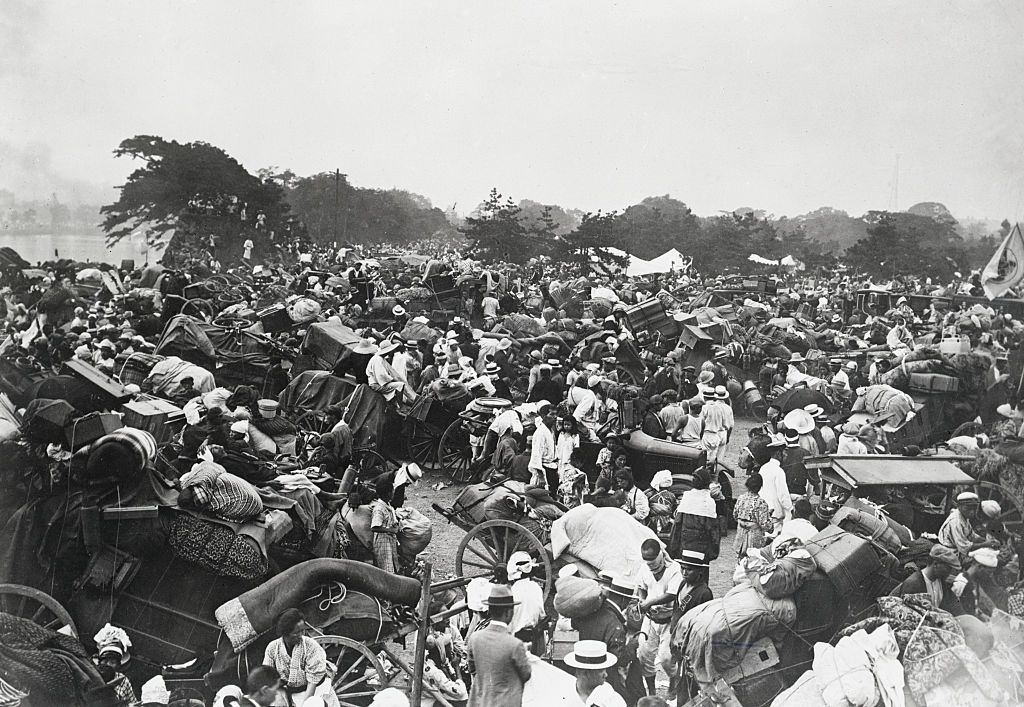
[550,504,661,584]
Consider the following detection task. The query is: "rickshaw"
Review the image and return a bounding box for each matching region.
[805,453,1024,538]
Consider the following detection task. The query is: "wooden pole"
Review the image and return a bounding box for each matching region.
[410,561,432,707]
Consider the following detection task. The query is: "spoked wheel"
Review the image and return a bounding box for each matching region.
[455,520,554,600]
[315,635,390,706]
[295,410,335,435]
[616,365,643,386]
[405,418,440,470]
[974,480,1024,537]
[439,420,474,483]
[0,584,78,637]
[352,448,388,480]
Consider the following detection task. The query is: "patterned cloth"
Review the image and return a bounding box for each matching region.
[179,460,263,521]
[168,514,267,579]
[732,491,774,555]
[262,635,328,690]
[0,612,97,704]
[371,499,400,574]
[841,594,1007,704]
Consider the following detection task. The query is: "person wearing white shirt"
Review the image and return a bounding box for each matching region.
[506,552,545,651]
[756,439,793,523]
[366,341,415,405]
[529,404,557,489]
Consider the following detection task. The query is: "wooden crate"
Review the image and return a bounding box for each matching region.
[121,394,185,443]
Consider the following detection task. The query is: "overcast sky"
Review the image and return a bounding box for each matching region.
[3,0,1024,221]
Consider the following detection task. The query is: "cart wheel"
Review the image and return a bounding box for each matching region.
[315,635,390,705]
[0,584,77,637]
[746,399,768,423]
[352,448,388,479]
[406,418,439,470]
[616,365,643,386]
[455,520,554,600]
[439,420,474,483]
[295,410,335,435]
[974,480,1023,536]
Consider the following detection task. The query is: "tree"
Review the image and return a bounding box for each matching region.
[461,189,533,263]
[617,195,701,260]
[554,211,630,271]
[100,135,302,254]
[846,211,967,280]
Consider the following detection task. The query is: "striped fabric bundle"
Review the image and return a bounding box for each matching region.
[0,676,27,706]
[92,427,158,467]
[114,351,164,387]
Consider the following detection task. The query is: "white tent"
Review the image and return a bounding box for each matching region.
[748,253,779,266]
[626,248,690,276]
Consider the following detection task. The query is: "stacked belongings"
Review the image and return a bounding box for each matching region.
[773,598,1023,706]
[550,504,662,584]
[671,536,815,705]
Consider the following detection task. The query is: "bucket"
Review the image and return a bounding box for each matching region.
[741,380,763,407]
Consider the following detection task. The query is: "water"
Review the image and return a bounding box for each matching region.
[1,231,165,266]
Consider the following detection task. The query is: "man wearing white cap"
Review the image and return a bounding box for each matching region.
[506,551,545,651]
[939,492,999,560]
[698,386,733,468]
[564,641,626,707]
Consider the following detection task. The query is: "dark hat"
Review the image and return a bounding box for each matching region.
[483,584,519,608]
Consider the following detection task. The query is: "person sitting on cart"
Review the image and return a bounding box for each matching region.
[641,395,668,440]
[939,491,1000,562]
[367,338,417,408]
[262,609,339,706]
[615,468,650,522]
[332,338,377,385]
[890,544,966,616]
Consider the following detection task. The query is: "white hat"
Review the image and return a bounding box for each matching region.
[230,420,249,435]
[377,340,401,357]
[956,491,980,503]
[497,337,513,351]
[650,469,673,490]
[783,409,815,435]
[558,564,579,578]
[587,375,604,388]
[507,551,537,581]
[564,640,618,670]
[392,305,406,316]
[981,499,1001,518]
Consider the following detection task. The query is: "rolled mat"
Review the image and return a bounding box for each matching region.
[214,559,421,651]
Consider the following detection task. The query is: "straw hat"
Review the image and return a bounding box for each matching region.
[788,353,805,363]
[564,640,618,670]
[607,577,637,598]
[377,340,401,357]
[353,339,379,355]
[783,409,815,435]
[392,305,406,316]
[714,385,729,400]
[679,549,710,568]
[506,551,537,581]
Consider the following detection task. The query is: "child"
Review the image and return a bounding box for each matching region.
[733,473,774,557]
[557,449,587,509]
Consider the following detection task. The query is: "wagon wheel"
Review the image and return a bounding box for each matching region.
[616,365,643,386]
[455,520,554,600]
[315,635,390,706]
[0,584,77,637]
[439,420,474,483]
[181,297,215,320]
[405,417,440,470]
[295,410,335,435]
[974,480,1024,536]
[352,448,388,480]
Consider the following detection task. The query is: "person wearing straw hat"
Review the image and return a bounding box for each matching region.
[466,585,532,707]
[673,550,714,702]
[698,386,733,468]
[366,338,417,406]
[333,338,377,385]
[564,641,626,707]
[571,576,642,706]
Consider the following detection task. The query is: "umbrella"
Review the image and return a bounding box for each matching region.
[773,386,833,414]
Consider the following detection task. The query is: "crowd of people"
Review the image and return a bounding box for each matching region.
[1,233,1024,707]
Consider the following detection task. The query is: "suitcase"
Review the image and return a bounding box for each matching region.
[256,304,294,334]
[121,394,185,444]
[909,372,959,393]
[61,359,133,405]
[805,526,882,597]
[66,412,123,451]
[938,335,970,355]
[625,299,680,338]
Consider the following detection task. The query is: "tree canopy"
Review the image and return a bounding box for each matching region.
[100,135,301,255]
[845,211,967,280]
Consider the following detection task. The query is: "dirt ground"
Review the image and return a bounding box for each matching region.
[404,416,760,596]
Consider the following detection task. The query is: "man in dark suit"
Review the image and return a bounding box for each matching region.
[467,584,532,706]
[572,577,643,706]
[890,544,966,616]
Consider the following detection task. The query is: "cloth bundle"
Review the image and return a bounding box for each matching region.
[287,297,322,323]
[553,575,604,618]
[396,506,433,559]
[550,504,661,584]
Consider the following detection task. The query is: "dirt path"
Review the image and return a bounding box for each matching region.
[403,417,760,594]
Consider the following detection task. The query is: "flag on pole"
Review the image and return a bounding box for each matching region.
[982,223,1024,300]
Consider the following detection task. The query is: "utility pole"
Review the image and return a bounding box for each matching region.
[334,169,340,242]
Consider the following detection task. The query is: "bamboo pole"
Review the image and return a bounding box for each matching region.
[410,562,432,707]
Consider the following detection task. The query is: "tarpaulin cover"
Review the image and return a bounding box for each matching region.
[21,398,75,443]
[146,356,216,395]
[0,247,29,269]
[550,504,662,584]
[26,376,111,414]
[302,321,362,368]
[277,370,355,413]
[336,384,386,447]
[671,582,797,685]
[157,315,276,370]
